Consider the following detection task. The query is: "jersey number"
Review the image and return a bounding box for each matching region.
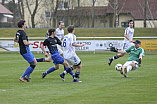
[63,39,66,47]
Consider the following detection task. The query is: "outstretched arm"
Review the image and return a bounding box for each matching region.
[72,43,86,47]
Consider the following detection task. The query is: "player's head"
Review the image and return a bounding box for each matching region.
[128,20,134,28]
[48,28,56,36]
[17,20,26,29]
[133,40,141,48]
[58,21,64,29]
[67,25,75,33]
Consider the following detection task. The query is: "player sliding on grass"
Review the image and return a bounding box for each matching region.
[39,28,74,80]
[108,40,144,77]
[14,20,37,82]
[60,25,86,82]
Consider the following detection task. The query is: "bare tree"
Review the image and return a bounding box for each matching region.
[1,0,6,5]
[12,0,16,27]
[52,0,59,28]
[18,0,24,19]
[25,0,42,28]
[92,0,96,28]
[77,0,80,27]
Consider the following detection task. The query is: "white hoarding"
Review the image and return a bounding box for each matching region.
[0,40,123,52]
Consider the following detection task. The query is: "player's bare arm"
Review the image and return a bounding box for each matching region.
[13,36,18,42]
[40,44,48,57]
[124,34,133,42]
[72,43,86,47]
[23,40,33,45]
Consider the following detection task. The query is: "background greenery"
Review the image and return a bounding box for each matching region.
[0,51,157,104]
[0,28,157,37]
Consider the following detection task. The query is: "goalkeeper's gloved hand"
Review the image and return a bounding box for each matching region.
[110,47,118,52]
[139,58,142,67]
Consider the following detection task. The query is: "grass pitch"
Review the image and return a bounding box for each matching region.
[0,51,157,104]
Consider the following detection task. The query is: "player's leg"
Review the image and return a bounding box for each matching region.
[42,54,61,78]
[73,62,82,82]
[20,52,37,82]
[60,60,74,81]
[58,48,75,76]
[108,53,125,66]
[36,54,52,62]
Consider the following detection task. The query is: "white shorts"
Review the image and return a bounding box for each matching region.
[65,54,81,66]
[122,42,134,50]
[123,61,138,70]
[57,44,63,55]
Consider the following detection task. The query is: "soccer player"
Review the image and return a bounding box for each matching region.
[123,20,134,50]
[40,28,73,79]
[37,21,65,62]
[60,25,86,82]
[14,20,37,82]
[108,20,134,66]
[109,40,144,77]
[36,21,74,77]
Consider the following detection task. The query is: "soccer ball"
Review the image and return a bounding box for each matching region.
[115,64,123,71]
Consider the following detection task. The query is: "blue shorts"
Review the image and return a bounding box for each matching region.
[51,52,65,65]
[22,51,35,63]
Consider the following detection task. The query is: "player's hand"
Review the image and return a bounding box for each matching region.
[45,53,48,57]
[30,42,34,45]
[139,58,142,67]
[81,43,86,46]
[130,40,134,42]
[110,47,118,52]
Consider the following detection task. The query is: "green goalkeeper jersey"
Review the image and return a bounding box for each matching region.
[125,45,144,64]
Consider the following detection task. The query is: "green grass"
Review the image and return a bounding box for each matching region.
[0,51,157,104]
[0,28,157,37]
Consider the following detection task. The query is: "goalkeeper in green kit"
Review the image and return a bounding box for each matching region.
[108,40,144,77]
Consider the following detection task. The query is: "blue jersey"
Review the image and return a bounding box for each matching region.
[43,36,62,54]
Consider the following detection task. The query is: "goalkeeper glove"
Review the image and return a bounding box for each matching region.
[110,47,118,52]
[139,58,142,67]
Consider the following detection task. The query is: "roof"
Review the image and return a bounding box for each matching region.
[0,3,13,14]
[106,0,157,20]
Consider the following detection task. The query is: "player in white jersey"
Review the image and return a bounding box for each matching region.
[55,21,65,56]
[60,25,86,82]
[108,20,135,66]
[122,20,134,50]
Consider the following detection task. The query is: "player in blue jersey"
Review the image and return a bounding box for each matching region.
[14,20,37,82]
[40,28,73,80]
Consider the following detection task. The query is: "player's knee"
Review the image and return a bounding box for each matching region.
[55,66,59,70]
[30,61,36,68]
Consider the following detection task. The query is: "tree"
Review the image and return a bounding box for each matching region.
[18,0,24,19]
[92,0,96,28]
[25,0,42,28]
[1,0,6,5]
[52,0,59,28]
[77,0,80,27]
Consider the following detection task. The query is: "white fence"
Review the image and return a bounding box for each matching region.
[0,37,157,52]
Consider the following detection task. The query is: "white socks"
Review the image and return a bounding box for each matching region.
[127,65,132,73]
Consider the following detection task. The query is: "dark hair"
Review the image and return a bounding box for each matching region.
[58,21,64,25]
[128,20,133,23]
[48,28,56,36]
[67,25,74,33]
[17,20,25,28]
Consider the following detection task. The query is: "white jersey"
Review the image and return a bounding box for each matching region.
[55,28,64,53]
[55,28,64,41]
[63,33,77,59]
[124,27,134,43]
